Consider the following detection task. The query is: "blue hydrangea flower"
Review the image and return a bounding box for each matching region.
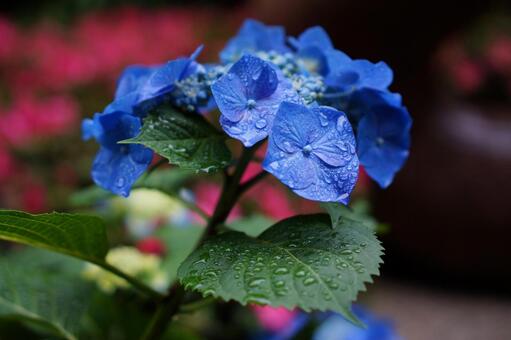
[212,54,300,147]
[220,19,290,64]
[263,102,359,203]
[314,306,401,340]
[325,51,393,94]
[172,63,225,113]
[353,89,411,188]
[114,65,160,100]
[289,26,337,75]
[135,45,203,113]
[82,101,153,197]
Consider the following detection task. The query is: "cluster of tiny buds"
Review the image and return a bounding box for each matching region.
[173,65,226,112]
[256,51,300,77]
[291,73,326,104]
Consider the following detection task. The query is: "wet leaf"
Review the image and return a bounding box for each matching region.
[178,213,382,324]
[122,105,231,173]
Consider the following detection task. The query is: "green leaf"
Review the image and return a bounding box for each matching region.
[70,168,193,207]
[0,211,108,263]
[158,225,204,283]
[178,214,383,324]
[0,249,94,340]
[227,215,275,237]
[123,105,231,172]
[321,201,381,232]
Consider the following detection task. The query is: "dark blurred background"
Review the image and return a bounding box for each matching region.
[0,0,510,339]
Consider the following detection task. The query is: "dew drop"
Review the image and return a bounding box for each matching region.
[274,267,289,275]
[295,270,306,278]
[248,278,266,288]
[303,277,317,286]
[255,119,267,129]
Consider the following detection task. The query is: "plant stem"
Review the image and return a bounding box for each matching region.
[98,262,164,300]
[179,296,216,313]
[141,143,263,339]
[172,194,210,222]
[237,170,269,196]
[201,143,261,240]
[141,284,185,340]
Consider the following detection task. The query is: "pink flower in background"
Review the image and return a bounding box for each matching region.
[486,36,511,74]
[21,182,47,213]
[0,16,19,61]
[0,95,78,146]
[252,306,297,332]
[195,182,242,221]
[137,237,166,256]
[0,147,15,182]
[451,58,484,93]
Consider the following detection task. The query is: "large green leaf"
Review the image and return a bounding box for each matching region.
[227,215,275,237]
[0,211,108,263]
[123,105,231,172]
[0,249,94,340]
[178,214,383,324]
[70,168,193,207]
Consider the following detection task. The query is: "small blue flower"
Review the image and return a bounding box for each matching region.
[212,54,300,147]
[263,102,359,203]
[83,102,153,197]
[220,19,290,64]
[289,26,338,75]
[114,65,160,100]
[353,89,411,188]
[134,45,204,114]
[314,306,401,340]
[325,51,393,94]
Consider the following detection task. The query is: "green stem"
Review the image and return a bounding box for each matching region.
[141,143,263,340]
[172,194,210,222]
[140,284,185,340]
[179,296,216,313]
[201,143,262,240]
[97,262,164,300]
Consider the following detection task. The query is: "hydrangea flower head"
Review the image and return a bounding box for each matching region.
[353,89,411,188]
[220,19,289,63]
[263,102,359,204]
[212,54,300,147]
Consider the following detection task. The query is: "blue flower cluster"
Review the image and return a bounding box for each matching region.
[83,19,411,202]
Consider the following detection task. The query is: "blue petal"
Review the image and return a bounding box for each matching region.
[212,73,247,122]
[137,46,204,111]
[325,54,394,93]
[220,19,289,63]
[263,103,359,203]
[92,145,153,197]
[293,26,333,50]
[291,26,338,76]
[356,94,411,188]
[115,65,159,99]
[213,56,300,147]
[229,54,279,100]
[352,60,393,90]
[81,116,102,141]
[96,111,141,149]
